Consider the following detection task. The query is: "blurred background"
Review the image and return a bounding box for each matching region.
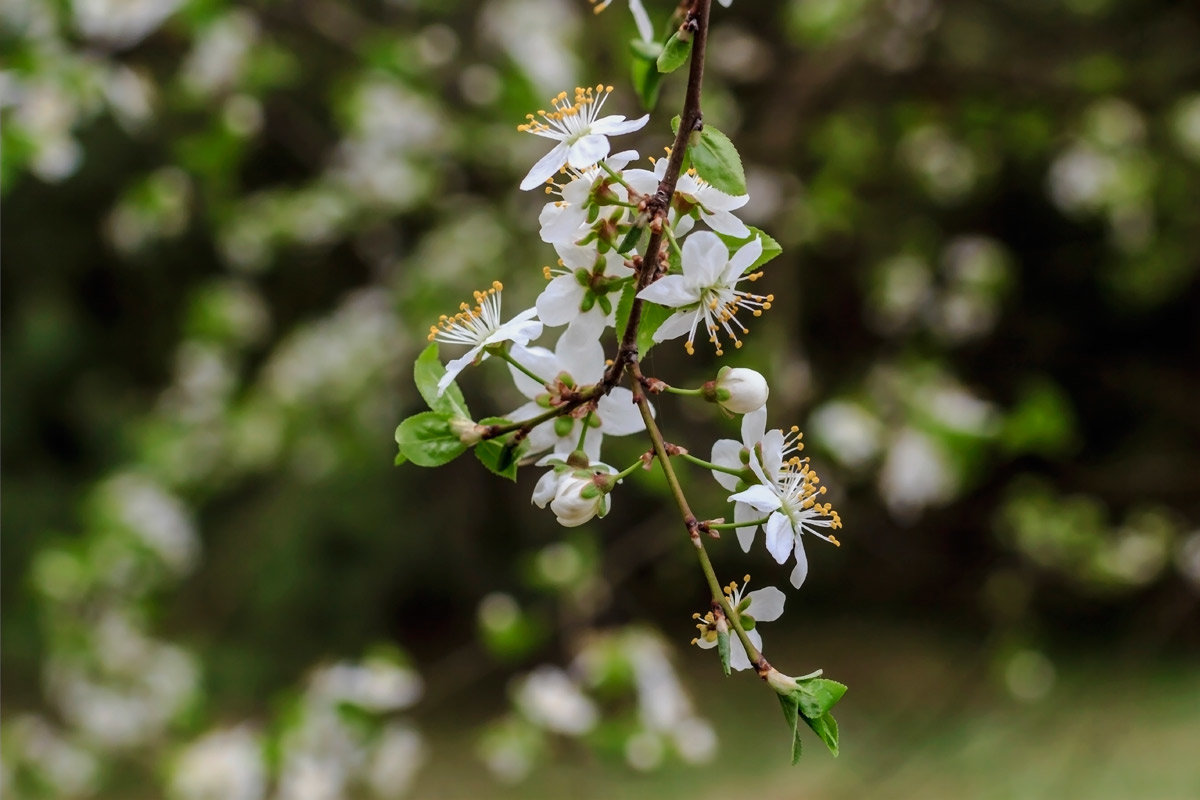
[3,0,1199,797]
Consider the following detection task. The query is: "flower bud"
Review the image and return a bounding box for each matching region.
[449,416,484,445]
[706,366,769,415]
[549,471,610,527]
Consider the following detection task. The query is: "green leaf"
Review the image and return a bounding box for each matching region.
[716,227,782,273]
[637,299,673,358]
[717,629,731,677]
[689,125,746,196]
[777,692,803,764]
[794,677,848,719]
[629,40,664,110]
[656,31,692,74]
[474,417,521,481]
[414,344,471,418]
[802,711,840,757]
[394,412,467,467]
[614,280,637,339]
[394,451,408,466]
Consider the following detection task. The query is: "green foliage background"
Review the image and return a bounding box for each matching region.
[3,0,1199,796]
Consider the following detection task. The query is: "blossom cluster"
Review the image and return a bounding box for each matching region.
[399,72,843,673]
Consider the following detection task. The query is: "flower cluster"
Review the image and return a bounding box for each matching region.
[398,0,848,756]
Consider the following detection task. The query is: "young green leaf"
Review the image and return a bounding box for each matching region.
[689,125,747,196]
[629,40,664,110]
[656,31,692,74]
[802,711,840,757]
[716,227,783,272]
[395,412,468,467]
[794,677,848,719]
[474,417,521,481]
[413,343,471,418]
[777,692,803,764]
[637,299,673,358]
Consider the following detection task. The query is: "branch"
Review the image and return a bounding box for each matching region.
[602,0,713,390]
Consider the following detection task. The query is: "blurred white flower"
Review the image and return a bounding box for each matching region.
[513,666,598,735]
[309,659,423,713]
[170,726,266,800]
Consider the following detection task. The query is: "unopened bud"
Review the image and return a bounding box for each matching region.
[449,416,485,446]
[705,366,769,415]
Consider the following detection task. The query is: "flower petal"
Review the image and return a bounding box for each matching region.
[650,309,699,343]
[637,275,695,307]
[729,636,752,671]
[734,502,758,552]
[741,406,767,445]
[681,231,729,286]
[728,483,780,513]
[704,208,750,238]
[567,134,610,169]
[763,512,793,563]
[710,439,744,491]
[727,235,764,278]
[555,332,605,383]
[535,276,583,327]
[521,143,569,191]
[597,388,647,436]
[437,345,484,396]
[591,114,649,136]
[789,537,809,588]
[532,469,558,508]
[746,586,786,622]
[508,344,558,398]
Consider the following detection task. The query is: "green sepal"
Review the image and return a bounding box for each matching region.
[717,629,731,677]
[716,227,783,273]
[656,31,692,74]
[414,343,471,418]
[629,40,664,110]
[394,412,468,467]
[617,221,644,254]
[689,125,747,196]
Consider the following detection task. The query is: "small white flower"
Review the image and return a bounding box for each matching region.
[427,281,542,396]
[505,335,646,460]
[538,150,638,246]
[693,576,785,671]
[537,247,628,347]
[637,231,772,356]
[624,156,750,237]
[518,85,649,191]
[728,444,843,589]
[711,366,769,414]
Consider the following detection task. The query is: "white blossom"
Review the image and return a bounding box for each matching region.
[505,335,645,460]
[538,150,637,246]
[693,577,785,671]
[518,85,648,190]
[427,281,542,396]
[537,246,628,347]
[728,433,842,589]
[532,453,617,528]
[637,231,771,355]
[624,155,750,237]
